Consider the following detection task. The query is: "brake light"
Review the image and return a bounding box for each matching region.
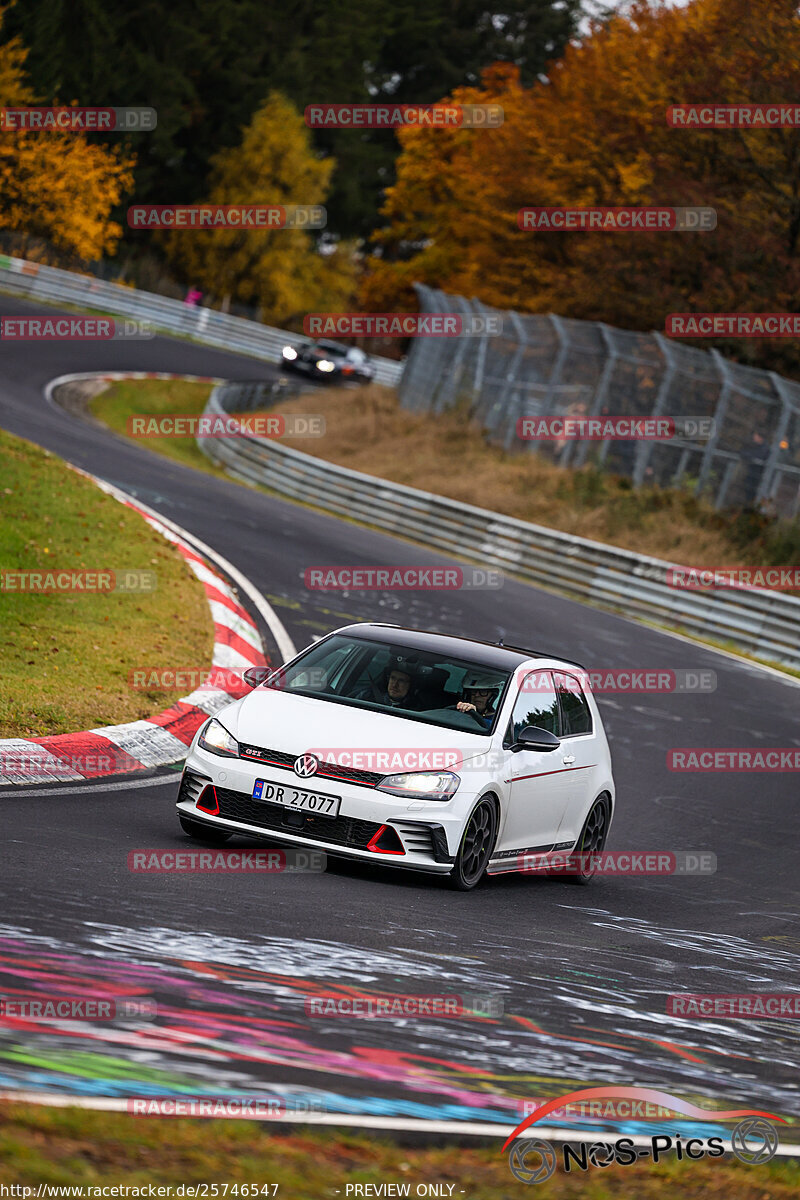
[366,824,405,855]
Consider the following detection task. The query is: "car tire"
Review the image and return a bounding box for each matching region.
[448,797,498,891]
[179,815,233,845]
[566,795,610,885]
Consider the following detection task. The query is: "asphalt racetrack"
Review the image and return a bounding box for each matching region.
[0,293,798,1138]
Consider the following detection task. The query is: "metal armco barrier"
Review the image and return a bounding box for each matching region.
[0,254,403,386]
[199,380,800,670]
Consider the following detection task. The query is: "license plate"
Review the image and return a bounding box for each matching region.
[252,779,341,817]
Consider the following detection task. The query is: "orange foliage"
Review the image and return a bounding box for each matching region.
[362,0,800,368]
[0,6,134,261]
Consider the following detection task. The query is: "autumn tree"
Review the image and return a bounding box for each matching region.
[0,6,134,261]
[3,0,582,238]
[162,93,358,327]
[363,0,800,374]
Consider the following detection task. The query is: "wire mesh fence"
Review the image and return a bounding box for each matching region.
[398,285,800,519]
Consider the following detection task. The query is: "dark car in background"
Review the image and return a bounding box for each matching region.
[281,339,375,384]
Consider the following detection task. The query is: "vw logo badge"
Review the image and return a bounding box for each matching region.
[294,753,319,778]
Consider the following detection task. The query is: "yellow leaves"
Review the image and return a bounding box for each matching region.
[163,92,356,326]
[0,131,134,258]
[0,10,135,259]
[616,154,655,203]
[0,11,33,107]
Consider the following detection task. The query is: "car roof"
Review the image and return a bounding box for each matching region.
[334,622,586,672]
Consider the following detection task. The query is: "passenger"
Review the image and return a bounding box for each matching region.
[453,674,502,729]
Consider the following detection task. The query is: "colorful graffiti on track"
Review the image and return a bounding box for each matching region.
[0,922,797,1136]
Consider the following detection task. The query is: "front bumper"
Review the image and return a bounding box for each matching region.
[176,757,458,874]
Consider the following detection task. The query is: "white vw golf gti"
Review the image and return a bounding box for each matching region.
[176,623,616,889]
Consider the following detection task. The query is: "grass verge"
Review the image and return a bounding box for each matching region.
[0,428,213,738]
[270,385,800,570]
[88,379,228,478]
[91,379,800,571]
[0,1103,797,1198]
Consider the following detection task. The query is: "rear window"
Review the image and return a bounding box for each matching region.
[554,672,593,736]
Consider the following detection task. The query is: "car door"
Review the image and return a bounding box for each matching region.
[496,670,573,855]
[551,671,599,846]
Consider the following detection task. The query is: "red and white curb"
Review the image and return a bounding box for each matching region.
[0,474,268,786]
[91,372,224,384]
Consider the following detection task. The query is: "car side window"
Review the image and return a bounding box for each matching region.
[284,642,359,693]
[505,671,560,745]
[554,672,593,736]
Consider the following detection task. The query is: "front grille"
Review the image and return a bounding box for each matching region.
[239,743,384,788]
[214,787,383,849]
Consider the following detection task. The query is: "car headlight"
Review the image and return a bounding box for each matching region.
[377,771,460,801]
[282,345,298,360]
[315,359,335,372]
[198,718,239,758]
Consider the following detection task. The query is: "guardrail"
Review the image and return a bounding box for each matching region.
[0,254,403,386]
[199,380,800,670]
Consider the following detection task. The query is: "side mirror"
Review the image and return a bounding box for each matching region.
[514,725,561,752]
[242,666,270,689]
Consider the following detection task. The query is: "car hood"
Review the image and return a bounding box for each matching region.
[225,688,491,762]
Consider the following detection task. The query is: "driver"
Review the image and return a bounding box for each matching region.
[454,673,503,729]
[354,659,422,709]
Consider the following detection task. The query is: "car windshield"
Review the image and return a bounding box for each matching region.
[264,634,510,735]
[316,341,349,356]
